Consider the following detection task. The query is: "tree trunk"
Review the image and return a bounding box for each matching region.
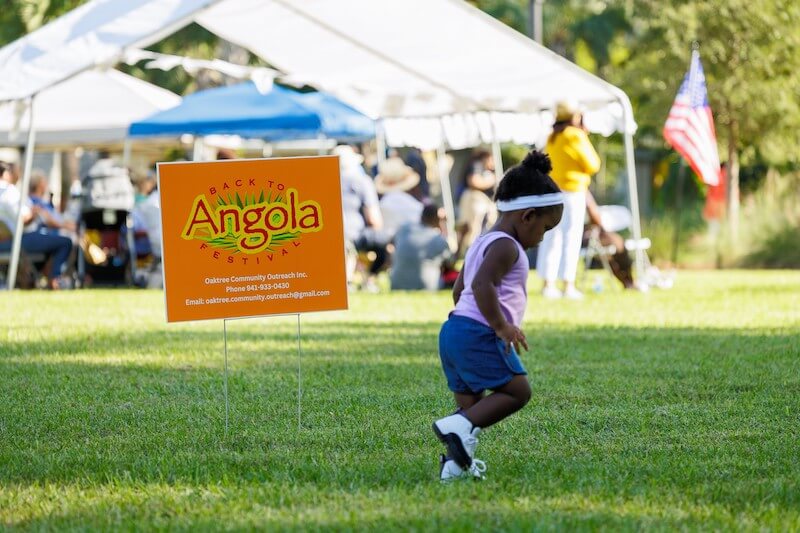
[726,121,740,242]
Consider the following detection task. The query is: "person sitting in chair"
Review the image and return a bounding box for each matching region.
[584,190,635,290]
[336,145,390,292]
[0,161,73,289]
[390,203,453,291]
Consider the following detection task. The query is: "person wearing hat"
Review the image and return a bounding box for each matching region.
[537,101,601,300]
[375,156,424,239]
[335,144,390,292]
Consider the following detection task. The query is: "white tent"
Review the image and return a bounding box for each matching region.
[0,68,181,146]
[0,0,643,289]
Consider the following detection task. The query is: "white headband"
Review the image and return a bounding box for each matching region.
[496,193,564,212]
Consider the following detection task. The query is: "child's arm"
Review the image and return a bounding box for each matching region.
[471,239,529,353]
[452,269,465,305]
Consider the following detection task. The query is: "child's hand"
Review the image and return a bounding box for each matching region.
[496,323,528,354]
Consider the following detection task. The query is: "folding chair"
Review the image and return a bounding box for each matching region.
[581,205,665,291]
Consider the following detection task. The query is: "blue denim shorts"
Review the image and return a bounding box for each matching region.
[438,314,527,394]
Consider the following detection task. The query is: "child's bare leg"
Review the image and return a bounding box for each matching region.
[454,392,483,411]
[463,375,531,428]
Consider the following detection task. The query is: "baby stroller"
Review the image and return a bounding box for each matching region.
[77,159,136,286]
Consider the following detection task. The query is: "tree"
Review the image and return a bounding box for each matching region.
[0,0,84,45]
[609,0,800,237]
[0,0,263,96]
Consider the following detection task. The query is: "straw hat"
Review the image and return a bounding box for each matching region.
[374,157,420,194]
[555,100,581,122]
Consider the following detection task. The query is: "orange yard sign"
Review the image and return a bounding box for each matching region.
[158,156,348,322]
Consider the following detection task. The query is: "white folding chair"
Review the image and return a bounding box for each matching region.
[582,205,670,291]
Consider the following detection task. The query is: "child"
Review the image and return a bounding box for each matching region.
[432,150,564,481]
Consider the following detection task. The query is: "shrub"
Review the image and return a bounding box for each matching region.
[736,171,800,268]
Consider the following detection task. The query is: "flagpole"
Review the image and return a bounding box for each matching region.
[670,43,699,266]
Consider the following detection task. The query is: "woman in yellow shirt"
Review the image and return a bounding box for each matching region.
[537,102,601,299]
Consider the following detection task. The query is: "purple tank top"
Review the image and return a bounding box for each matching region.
[452,231,529,328]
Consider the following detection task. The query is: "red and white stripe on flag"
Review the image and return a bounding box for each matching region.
[663,51,720,186]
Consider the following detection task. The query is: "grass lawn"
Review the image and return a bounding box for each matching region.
[1,270,799,531]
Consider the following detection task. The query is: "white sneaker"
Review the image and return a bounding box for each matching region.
[563,287,584,300]
[439,454,487,482]
[542,286,562,299]
[432,414,479,468]
[439,454,464,481]
[464,427,481,458]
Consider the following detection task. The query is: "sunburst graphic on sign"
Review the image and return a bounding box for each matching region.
[181,188,322,255]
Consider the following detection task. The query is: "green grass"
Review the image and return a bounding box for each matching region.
[2,271,799,531]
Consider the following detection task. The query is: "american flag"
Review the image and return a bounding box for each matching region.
[663,50,720,186]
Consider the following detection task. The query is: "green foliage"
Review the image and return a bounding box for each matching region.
[612,0,800,166]
[641,201,707,266]
[1,273,799,529]
[499,143,530,168]
[570,6,631,75]
[742,225,800,269]
[468,0,527,33]
[119,23,220,96]
[736,172,800,268]
[0,0,84,45]
[0,5,26,46]
[0,0,254,96]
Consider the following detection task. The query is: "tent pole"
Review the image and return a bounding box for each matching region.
[122,138,132,169]
[489,114,504,177]
[375,119,386,168]
[192,137,204,161]
[7,96,37,290]
[122,135,137,287]
[436,143,457,249]
[621,103,644,280]
[124,135,137,285]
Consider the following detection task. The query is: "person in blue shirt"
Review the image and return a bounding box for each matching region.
[335,145,390,292]
[390,203,453,291]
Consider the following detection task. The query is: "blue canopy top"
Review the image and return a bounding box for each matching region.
[128,82,374,141]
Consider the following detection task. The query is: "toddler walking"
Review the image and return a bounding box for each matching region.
[433,150,564,480]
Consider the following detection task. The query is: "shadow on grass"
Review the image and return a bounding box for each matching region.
[2,323,799,522]
[0,321,441,362]
[9,487,749,532]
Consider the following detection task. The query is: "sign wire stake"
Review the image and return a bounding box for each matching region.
[223,318,230,438]
[296,313,302,431]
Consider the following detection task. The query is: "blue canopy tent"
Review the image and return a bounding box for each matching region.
[128,82,374,141]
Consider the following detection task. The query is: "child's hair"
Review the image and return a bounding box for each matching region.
[420,202,441,225]
[494,150,561,203]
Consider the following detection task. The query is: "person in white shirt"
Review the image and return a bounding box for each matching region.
[375,157,424,240]
[0,161,73,289]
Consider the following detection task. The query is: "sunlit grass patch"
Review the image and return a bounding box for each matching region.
[1,271,799,530]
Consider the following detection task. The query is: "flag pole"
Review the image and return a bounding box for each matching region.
[670,42,700,266]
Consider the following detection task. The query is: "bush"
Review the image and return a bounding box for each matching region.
[736,171,800,268]
[642,203,707,267]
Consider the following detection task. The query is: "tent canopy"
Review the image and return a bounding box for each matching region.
[0,68,180,147]
[0,0,636,148]
[0,0,646,289]
[129,81,374,141]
